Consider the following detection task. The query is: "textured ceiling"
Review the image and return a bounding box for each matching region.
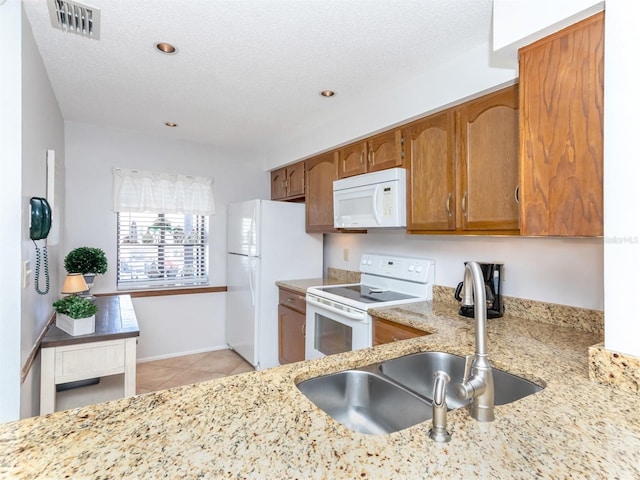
[23,0,494,155]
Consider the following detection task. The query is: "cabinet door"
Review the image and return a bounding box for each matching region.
[278,305,306,365]
[367,130,403,172]
[458,85,519,232]
[286,163,305,198]
[519,13,604,236]
[271,168,287,200]
[305,152,338,233]
[405,109,456,232]
[372,317,425,346]
[337,142,367,178]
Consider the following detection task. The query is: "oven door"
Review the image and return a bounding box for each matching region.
[305,294,372,360]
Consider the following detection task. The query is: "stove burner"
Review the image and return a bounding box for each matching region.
[317,284,417,304]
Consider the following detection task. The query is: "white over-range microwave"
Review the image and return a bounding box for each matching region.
[333,167,407,229]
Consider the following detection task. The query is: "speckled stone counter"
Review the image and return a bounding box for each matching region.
[2,300,640,479]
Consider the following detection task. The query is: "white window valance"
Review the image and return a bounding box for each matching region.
[112,168,216,215]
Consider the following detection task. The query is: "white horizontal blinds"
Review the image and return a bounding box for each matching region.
[112,167,213,289]
[117,212,208,288]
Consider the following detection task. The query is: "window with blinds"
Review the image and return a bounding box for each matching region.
[117,212,208,289]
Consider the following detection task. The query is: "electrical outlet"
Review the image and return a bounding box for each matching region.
[23,261,31,288]
[343,248,349,261]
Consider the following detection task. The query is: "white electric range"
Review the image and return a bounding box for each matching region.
[305,254,434,360]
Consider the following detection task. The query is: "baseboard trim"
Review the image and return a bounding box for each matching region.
[136,344,230,364]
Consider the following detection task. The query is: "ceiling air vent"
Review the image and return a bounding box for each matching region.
[47,0,101,40]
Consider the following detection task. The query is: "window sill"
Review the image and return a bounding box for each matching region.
[95,286,226,299]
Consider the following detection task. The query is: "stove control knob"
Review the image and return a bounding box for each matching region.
[361,257,368,265]
[416,266,423,273]
[408,265,415,272]
[367,259,373,266]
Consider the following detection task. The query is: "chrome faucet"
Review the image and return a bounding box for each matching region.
[454,261,495,422]
[428,370,451,443]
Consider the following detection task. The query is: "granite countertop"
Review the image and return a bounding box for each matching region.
[2,299,640,478]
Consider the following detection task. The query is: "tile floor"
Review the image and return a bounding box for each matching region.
[136,349,254,395]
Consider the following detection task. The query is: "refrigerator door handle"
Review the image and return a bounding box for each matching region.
[249,209,257,256]
[249,257,256,306]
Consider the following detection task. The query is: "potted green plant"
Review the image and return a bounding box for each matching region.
[53,295,99,336]
[64,247,108,294]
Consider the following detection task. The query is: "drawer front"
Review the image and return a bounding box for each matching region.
[278,288,306,314]
[54,339,126,384]
[373,318,425,346]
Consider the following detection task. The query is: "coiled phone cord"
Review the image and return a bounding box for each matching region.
[33,240,50,295]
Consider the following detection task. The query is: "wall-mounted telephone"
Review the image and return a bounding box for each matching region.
[30,197,52,240]
[30,197,52,295]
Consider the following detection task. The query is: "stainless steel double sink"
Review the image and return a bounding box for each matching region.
[296,351,543,435]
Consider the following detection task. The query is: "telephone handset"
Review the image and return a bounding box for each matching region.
[30,197,52,240]
[30,197,52,295]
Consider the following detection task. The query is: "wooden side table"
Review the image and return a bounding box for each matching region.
[40,295,140,415]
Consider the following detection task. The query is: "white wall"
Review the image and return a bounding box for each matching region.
[493,0,604,53]
[0,0,24,423]
[603,0,640,356]
[264,41,518,170]
[325,233,603,310]
[19,3,66,419]
[0,1,66,422]
[64,122,268,360]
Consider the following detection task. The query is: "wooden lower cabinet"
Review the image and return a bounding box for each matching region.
[372,317,426,346]
[278,287,307,365]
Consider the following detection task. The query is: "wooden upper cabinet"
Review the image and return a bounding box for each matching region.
[270,162,305,201]
[271,168,287,200]
[519,12,604,236]
[337,130,403,178]
[404,109,456,232]
[286,162,305,198]
[337,142,367,178]
[366,130,404,173]
[457,85,520,232]
[305,152,338,233]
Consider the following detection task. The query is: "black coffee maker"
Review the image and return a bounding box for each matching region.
[454,262,504,319]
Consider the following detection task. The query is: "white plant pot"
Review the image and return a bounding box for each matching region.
[56,313,96,336]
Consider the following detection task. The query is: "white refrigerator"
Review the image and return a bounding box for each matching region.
[226,199,323,370]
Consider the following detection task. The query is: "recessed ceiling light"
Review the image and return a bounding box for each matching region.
[165,122,178,127]
[155,42,177,55]
[320,90,336,97]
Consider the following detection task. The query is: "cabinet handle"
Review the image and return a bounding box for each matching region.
[301,322,306,336]
[514,185,520,204]
[391,336,401,342]
[446,193,452,217]
[360,152,364,166]
[462,192,468,216]
[368,150,375,166]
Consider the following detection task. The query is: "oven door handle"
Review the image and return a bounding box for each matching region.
[306,297,365,321]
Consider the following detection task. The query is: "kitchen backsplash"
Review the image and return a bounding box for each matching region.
[433,285,604,335]
[327,267,361,284]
